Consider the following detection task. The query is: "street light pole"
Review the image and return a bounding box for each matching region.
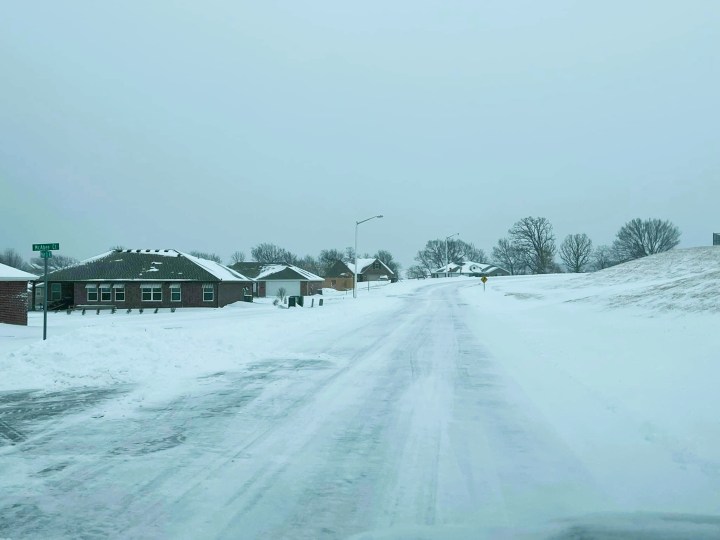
[354,215,384,299]
[445,232,459,270]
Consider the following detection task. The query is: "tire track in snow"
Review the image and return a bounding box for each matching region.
[113,292,432,539]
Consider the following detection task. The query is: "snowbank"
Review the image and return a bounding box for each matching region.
[459,247,720,514]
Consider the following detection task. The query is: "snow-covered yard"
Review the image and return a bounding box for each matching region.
[0,247,719,539]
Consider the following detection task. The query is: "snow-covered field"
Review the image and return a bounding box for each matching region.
[1,247,719,539]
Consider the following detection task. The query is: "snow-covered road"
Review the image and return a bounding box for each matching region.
[1,268,719,539]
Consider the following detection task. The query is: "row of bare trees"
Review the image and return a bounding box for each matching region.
[2,217,680,278]
[491,216,681,274]
[238,243,401,278]
[405,216,682,278]
[0,248,79,273]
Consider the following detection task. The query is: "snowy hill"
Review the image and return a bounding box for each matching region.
[497,247,720,314]
[587,247,720,313]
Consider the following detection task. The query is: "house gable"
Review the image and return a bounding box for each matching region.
[230,263,323,282]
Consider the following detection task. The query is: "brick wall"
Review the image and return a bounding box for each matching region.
[218,282,252,306]
[0,281,29,326]
[323,277,353,291]
[70,281,253,309]
[301,281,323,296]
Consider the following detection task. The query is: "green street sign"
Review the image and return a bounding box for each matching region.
[33,243,60,251]
[40,250,53,259]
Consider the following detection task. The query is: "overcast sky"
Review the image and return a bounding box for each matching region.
[1,1,718,270]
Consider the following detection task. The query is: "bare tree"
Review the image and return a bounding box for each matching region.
[592,245,616,271]
[230,251,245,265]
[189,251,223,263]
[251,243,297,264]
[559,233,593,273]
[374,249,401,277]
[491,238,525,275]
[296,254,322,275]
[318,249,347,275]
[612,218,681,262]
[508,216,557,274]
[406,265,428,279]
[30,254,79,272]
[0,248,29,271]
[414,239,486,274]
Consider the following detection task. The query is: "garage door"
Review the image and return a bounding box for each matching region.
[265,280,301,298]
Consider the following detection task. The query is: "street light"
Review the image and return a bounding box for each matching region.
[354,215,384,299]
[445,232,459,269]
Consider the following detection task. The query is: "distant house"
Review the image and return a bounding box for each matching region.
[431,261,509,278]
[33,249,254,310]
[230,262,323,298]
[323,258,396,291]
[714,233,720,246]
[0,263,37,326]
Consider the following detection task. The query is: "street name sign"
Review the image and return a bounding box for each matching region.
[32,242,60,341]
[33,243,60,251]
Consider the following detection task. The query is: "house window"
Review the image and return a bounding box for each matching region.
[50,283,62,301]
[202,283,214,302]
[170,284,181,302]
[373,261,381,269]
[113,284,125,302]
[100,284,112,302]
[141,283,162,302]
[86,284,98,302]
[331,279,336,287]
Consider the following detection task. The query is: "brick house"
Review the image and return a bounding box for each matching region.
[230,262,323,298]
[0,262,37,326]
[34,249,254,310]
[323,258,396,291]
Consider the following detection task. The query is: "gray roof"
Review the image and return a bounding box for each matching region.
[35,250,253,282]
[324,258,394,278]
[230,262,323,282]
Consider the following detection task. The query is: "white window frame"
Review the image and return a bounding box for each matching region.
[113,284,125,302]
[50,283,62,301]
[141,283,162,302]
[202,283,214,302]
[170,283,181,303]
[100,284,112,302]
[86,284,98,302]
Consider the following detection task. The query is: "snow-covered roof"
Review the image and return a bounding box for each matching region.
[255,264,323,281]
[35,250,253,282]
[180,252,252,282]
[0,262,37,281]
[231,262,323,282]
[355,258,394,276]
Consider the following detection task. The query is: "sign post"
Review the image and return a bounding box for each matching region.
[32,243,60,340]
[481,275,488,292]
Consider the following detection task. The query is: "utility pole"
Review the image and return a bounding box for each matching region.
[445,233,459,272]
[354,215,384,299]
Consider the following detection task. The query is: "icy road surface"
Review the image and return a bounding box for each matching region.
[1,273,719,539]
